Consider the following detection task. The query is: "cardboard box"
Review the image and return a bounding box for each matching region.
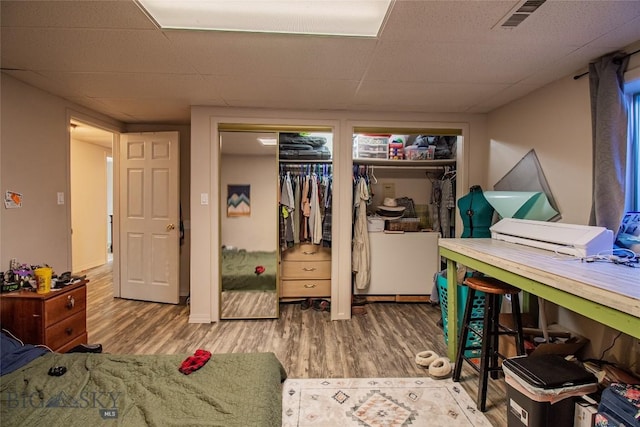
[573,396,598,427]
[499,317,589,359]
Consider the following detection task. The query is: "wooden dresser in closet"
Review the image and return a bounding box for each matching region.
[280,243,331,298]
[0,280,88,352]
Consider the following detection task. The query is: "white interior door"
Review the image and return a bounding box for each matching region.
[120,131,179,304]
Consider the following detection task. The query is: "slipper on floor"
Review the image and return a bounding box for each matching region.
[428,357,452,379]
[415,350,439,368]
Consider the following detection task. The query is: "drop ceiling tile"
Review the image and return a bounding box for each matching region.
[94,98,193,124]
[165,30,377,79]
[1,27,196,73]
[39,71,222,101]
[587,16,640,49]
[1,69,86,97]
[467,83,543,113]
[64,96,138,123]
[353,80,510,113]
[365,40,575,84]
[380,0,517,42]
[1,0,156,29]
[214,75,359,108]
[382,1,640,47]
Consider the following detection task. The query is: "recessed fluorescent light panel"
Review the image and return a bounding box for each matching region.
[258,137,277,146]
[137,0,392,37]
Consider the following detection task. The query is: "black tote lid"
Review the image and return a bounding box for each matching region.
[503,355,597,390]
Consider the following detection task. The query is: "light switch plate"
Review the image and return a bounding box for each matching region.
[382,183,395,199]
[57,192,65,205]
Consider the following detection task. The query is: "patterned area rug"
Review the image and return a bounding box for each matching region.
[282,377,492,427]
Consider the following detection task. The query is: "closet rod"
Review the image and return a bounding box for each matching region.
[366,165,446,171]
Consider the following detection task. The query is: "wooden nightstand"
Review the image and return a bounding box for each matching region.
[0,280,88,352]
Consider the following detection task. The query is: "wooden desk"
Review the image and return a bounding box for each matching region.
[439,238,640,360]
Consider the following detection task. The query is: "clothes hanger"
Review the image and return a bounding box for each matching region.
[369,165,378,184]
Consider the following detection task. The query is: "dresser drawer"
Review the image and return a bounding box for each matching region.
[45,286,86,325]
[45,311,87,351]
[281,244,331,261]
[281,260,330,279]
[281,279,331,297]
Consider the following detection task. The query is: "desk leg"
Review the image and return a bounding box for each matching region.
[446,258,458,360]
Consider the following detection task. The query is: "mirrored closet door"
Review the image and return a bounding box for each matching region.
[219,131,279,319]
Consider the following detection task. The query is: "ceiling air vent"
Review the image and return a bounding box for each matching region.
[495,0,546,29]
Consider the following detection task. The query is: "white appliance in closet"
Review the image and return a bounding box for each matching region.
[354,231,440,296]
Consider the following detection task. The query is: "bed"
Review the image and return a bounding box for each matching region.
[0,332,287,427]
[221,248,277,291]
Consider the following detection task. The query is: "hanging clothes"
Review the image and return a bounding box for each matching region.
[322,176,332,245]
[279,164,333,248]
[293,176,301,244]
[280,172,295,246]
[429,169,456,237]
[352,177,371,290]
[301,176,310,241]
[311,175,323,244]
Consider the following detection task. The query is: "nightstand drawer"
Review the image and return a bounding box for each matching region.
[281,260,330,279]
[45,286,86,325]
[45,311,87,351]
[281,279,330,297]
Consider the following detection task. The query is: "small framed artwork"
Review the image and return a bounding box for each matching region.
[227,185,250,217]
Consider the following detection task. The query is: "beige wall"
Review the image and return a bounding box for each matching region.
[486,54,640,371]
[0,75,121,273]
[0,75,191,298]
[486,75,592,225]
[70,139,111,272]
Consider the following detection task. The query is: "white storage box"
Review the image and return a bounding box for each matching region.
[354,135,389,159]
[367,216,385,232]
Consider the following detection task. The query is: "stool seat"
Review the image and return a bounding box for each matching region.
[453,275,526,412]
[464,277,521,295]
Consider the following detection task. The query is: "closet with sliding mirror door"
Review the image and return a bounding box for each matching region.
[219,130,279,319]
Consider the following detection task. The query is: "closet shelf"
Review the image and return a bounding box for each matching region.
[279,159,332,164]
[353,158,455,169]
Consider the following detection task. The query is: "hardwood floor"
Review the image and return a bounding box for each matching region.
[85,261,507,426]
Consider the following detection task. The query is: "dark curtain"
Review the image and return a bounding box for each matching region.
[588,52,630,233]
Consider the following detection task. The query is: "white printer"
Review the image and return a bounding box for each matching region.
[490,218,614,258]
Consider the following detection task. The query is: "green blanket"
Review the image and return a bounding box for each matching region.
[1,352,286,427]
[221,249,277,291]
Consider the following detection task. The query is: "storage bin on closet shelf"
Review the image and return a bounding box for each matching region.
[405,145,435,160]
[353,135,389,160]
[280,243,331,299]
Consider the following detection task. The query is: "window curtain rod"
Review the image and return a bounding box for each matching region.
[574,48,640,80]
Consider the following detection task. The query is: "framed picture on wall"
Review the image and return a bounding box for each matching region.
[227,185,250,217]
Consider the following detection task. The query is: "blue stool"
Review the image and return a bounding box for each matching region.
[452,276,525,412]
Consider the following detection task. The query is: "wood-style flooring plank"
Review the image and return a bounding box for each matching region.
[83,262,507,427]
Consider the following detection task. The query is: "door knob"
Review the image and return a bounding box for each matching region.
[166,223,176,231]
